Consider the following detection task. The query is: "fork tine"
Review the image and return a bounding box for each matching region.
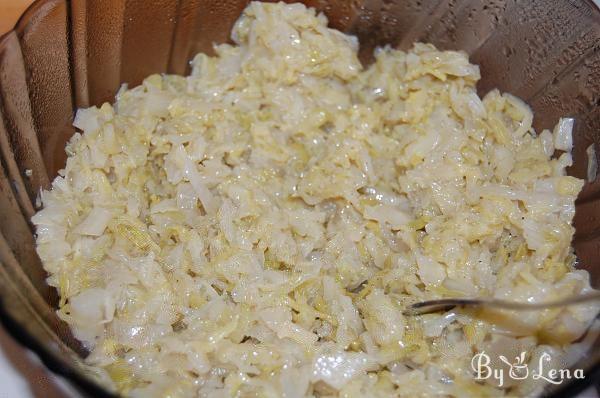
[403,292,600,316]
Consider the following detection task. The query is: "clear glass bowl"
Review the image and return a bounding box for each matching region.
[0,0,598,396]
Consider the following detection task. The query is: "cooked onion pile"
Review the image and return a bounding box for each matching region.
[32,2,599,397]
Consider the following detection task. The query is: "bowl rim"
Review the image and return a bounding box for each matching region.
[0,0,61,42]
[0,0,598,397]
[0,298,115,397]
[0,1,121,395]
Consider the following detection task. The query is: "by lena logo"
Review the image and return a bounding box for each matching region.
[499,352,529,380]
[471,351,584,387]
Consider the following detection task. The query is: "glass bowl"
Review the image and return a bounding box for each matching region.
[0,0,598,396]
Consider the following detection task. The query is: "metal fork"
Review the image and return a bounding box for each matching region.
[403,291,600,316]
